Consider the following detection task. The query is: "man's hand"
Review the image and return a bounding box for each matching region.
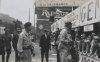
[18,51,24,59]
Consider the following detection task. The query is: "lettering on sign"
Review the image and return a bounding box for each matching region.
[81,6,87,23]
[72,15,78,27]
[84,24,93,32]
[42,9,68,18]
[87,2,93,21]
[42,10,50,18]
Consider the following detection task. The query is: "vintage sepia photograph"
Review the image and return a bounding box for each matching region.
[0,0,100,62]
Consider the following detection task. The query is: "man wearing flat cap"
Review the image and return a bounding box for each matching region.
[39,29,51,62]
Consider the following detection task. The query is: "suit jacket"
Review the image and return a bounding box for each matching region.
[39,34,51,50]
[12,33,19,51]
[2,33,12,51]
[0,34,5,54]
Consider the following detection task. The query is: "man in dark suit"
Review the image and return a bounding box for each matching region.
[55,28,61,62]
[12,28,21,62]
[39,29,51,62]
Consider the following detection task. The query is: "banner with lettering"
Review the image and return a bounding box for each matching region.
[35,7,70,21]
[80,0,100,26]
[64,7,80,28]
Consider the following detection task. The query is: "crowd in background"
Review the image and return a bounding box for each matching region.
[50,23,100,62]
[0,22,36,62]
[76,33,100,58]
[50,22,79,62]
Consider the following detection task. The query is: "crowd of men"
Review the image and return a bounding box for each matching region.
[50,22,79,62]
[76,33,100,58]
[0,22,35,62]
[0,21,90,62]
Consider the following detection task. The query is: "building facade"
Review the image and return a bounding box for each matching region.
[35,0,89,36]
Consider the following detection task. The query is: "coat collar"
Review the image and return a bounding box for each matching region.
[24,30,31,37]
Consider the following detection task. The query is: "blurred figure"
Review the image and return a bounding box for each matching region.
[0,34,5,62]
[81,34,86,53]
[55,28,61,62]
[78,34,85,52]
[39,29,51,62]
[12,28,22,62]
[2,27,12,62]
[58,22,79,62]
[17,22,33,62]
[85,36,91,55]
[97,37,100,58]
[90,36,99,57]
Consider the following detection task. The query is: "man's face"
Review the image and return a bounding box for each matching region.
[26,26,31,31]
[5,29,9,34]
[45,31,48,35]
[56,28,59,31]
[17,31,21,34]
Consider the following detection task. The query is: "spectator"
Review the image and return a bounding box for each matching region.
[39,29,51,62]
[12,28,22,62]
[86,36,91,55]
[97,38,100,58]
[80,34,86,53]
[55,28,61,62]
[90,36,99,57]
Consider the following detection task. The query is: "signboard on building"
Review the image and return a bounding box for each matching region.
[0,26,5,34]
[35,7,74,21]
[84,24,93,32]
[80,0,100,26]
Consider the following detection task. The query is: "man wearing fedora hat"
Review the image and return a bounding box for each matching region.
[12,28,22,62]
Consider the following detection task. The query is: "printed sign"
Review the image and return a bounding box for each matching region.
[84,24,93,32]
[35,7,70,20]
[80,0,100,26]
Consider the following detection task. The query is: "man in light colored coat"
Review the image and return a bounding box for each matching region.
[17,22,33,62]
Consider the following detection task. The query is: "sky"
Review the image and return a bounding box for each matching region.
[0,0,36,26]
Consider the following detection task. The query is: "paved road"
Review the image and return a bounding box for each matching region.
[0,43,57,62]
